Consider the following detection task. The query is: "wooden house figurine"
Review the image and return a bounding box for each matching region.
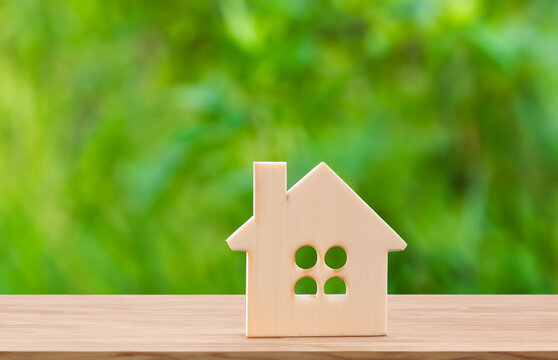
[226,162,406,337]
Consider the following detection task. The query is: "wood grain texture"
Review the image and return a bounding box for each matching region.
[0,295,556,359]
[227,162,407,336]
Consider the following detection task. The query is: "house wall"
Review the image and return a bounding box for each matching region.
[246,192,389,336]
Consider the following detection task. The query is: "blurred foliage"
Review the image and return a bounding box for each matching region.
[0,0,557,294]
[296,246,318,270]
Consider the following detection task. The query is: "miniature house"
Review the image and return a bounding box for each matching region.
[226,162,406,337]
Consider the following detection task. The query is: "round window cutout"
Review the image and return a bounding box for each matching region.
[324,277,346,294]
[325,246,347,269]
[295,246,317,269]
[294,277,317,295]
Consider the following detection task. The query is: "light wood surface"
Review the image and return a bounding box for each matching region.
[227,162,406,336]
[0,295,556,359]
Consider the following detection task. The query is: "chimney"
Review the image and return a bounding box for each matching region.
[253,162,286,220]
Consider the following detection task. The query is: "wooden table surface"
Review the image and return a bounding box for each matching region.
[0,295,556,359]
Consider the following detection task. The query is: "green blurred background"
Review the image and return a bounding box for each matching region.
[0,0,557,294]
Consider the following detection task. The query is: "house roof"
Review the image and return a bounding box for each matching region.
[226,162,407,252]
